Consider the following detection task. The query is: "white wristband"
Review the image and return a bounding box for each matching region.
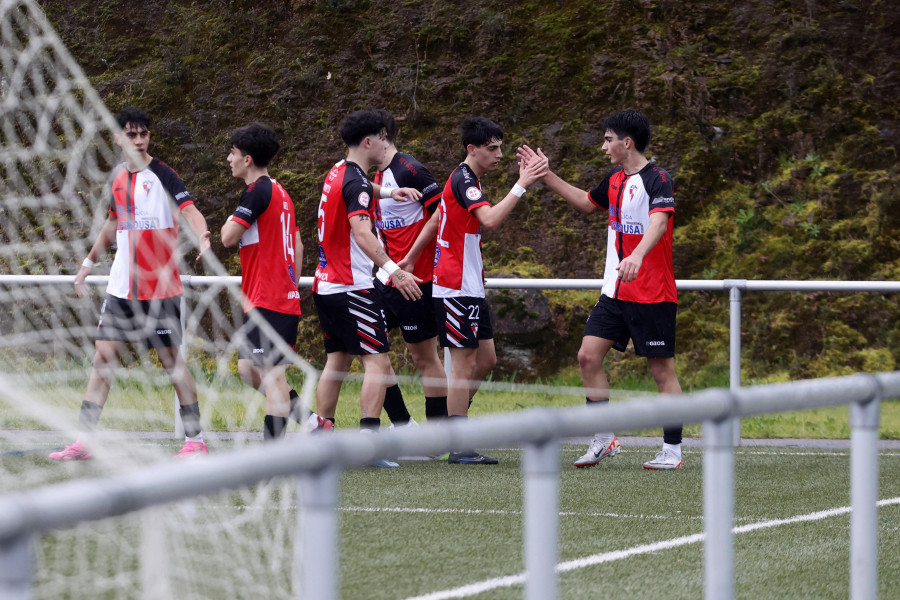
[510,184,527,198]
[379,186,393,199]
[81,257,95,269]
[383,260,400,276]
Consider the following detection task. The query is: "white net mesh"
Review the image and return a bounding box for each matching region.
[0,1,316,597]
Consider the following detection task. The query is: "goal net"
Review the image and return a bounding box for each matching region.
[0,1,317,597]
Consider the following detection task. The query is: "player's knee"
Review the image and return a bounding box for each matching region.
[481,349,497,371]
[577,348,602,374]
[365,352,392,375]
[409,348,437,370]
[237,360,255,387]
[648,361,677,387]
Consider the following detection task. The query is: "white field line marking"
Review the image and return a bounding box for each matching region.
[613,449,900,458]
[402,497,900,600]
[341,506,718,521]
[218,504,770,523]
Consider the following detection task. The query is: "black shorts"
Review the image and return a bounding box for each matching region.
[374,279,438,344]
[313,289,391,355]
[96,294,182,349]
[583,295,676,358]
[433,296,493,348]
[237,307,300,367]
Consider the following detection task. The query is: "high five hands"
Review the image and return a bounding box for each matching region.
[515,145,549,185]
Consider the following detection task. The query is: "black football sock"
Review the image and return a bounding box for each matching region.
[382,384,411,424]
[663,426,683,446]
[264,415,288,441]
[425,395,448,420]
[78,400,103,431]
[288,388,303,423]
[360,417,381,432]
[179,402,203,438]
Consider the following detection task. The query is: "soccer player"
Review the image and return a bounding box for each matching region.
[518,109,685,470]
[432,117,547,464]
[221,123,303,442]
[370,109,448,429]
[51,107,212,460]
[312,109,422,467]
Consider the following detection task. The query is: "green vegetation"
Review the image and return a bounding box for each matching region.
[31,1,900,384]
[3,365,899,438]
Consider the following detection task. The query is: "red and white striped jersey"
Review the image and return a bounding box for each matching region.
[313,160,376,295]
[372,151,441,283]
[588,163,677,304]
[228,176,302,315]
[106,159,192,300]
[432,163,490,298]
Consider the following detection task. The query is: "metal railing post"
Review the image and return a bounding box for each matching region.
[296,464,341,600]
[174,294,187,438]
[522,440,560,600]
[0,533,32,600]
[703,416,735,600]
[850,392,881,600]
[725,280,746,446]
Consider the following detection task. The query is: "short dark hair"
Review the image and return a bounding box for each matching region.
[461,117,503,148]
[339,110,387,147]
[229,123,280,167]
[116,107,151,131]
[602,109,651,153]
[373,109,397,143]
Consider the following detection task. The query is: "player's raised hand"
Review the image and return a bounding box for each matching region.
[517,146,549,188]
[516,144,540,166]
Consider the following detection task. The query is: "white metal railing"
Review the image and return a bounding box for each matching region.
[0,371,895,599]
[7,274,899,445]
[1,275,899,599]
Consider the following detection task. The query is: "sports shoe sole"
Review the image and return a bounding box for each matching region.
[448,453,498,465]
[642,460,683,470]
[48,451,92,461]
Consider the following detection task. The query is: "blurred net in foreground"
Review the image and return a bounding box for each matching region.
[0,2,315,598]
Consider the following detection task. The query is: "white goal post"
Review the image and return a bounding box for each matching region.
[0,3,320,598]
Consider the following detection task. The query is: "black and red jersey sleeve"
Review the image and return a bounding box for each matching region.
[149,159,193,209]
[450,164,489,212]
[398,153,442,208]
[645,166,676,214]
[230,176,273,228]
[342,162,375,217]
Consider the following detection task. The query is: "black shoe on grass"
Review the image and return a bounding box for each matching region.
[448,451,498,465]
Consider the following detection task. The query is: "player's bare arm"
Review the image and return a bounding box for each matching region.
[398,210,439,272]
[616,211,670,283]
[74,213,117,298]
[517,145,596,214]
[294,230,303,277]
[372,182,422,203]
[181,204,212,261]
[473,153,548,231]
[220,217,247,248]
[349,214,423,300]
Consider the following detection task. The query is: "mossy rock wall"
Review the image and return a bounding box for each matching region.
[36,0,900,383]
